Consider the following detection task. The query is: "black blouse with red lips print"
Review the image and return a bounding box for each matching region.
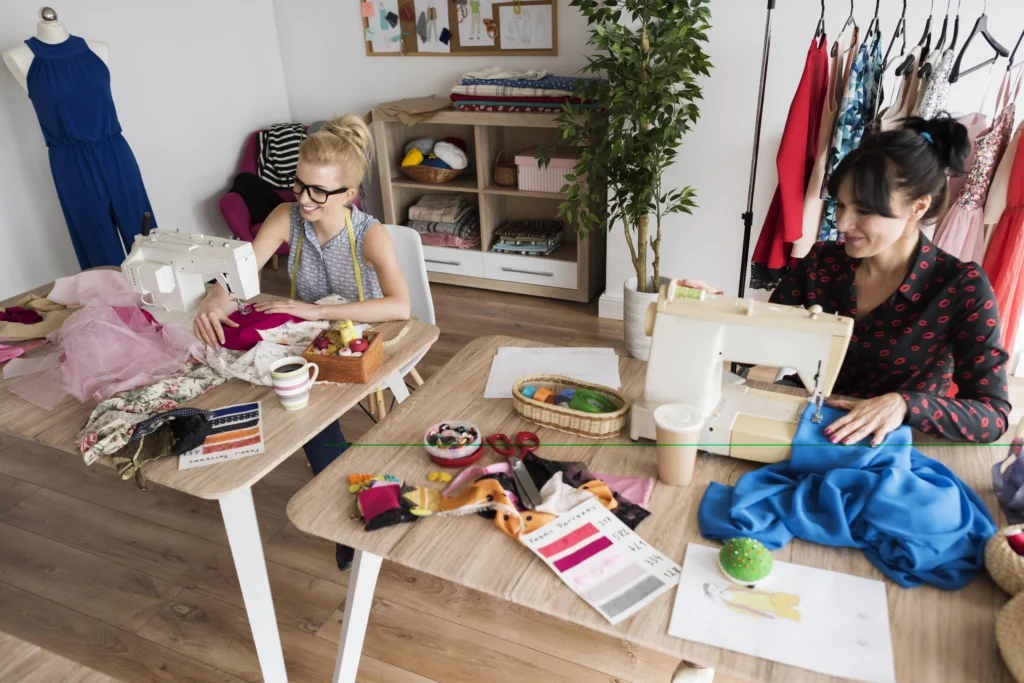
[769,234,1011,443]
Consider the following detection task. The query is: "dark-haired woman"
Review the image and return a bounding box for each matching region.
[690,116,1011,445]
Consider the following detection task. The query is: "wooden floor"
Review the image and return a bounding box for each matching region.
[0,271,719,683]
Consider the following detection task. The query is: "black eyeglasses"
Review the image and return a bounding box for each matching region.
[292,178,349,205]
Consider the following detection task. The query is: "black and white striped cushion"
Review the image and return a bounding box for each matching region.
[257,123,306,189]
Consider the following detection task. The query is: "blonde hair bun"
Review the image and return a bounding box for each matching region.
[299,114,374,188]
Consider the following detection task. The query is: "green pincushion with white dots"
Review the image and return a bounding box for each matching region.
[718,538,774,586]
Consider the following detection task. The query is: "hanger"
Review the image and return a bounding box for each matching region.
[949,0,962,51]
[814,0,826,42]
[865,0,880,39]
[949,2,1010,84]
[1009,28,1024,71]
[883,0,908,69]
[920,0,953,78]
[831,0,857,58]
[917,0,935,53]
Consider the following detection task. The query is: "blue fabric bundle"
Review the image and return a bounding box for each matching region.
[699,405,996,589]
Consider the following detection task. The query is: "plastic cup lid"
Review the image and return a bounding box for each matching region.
[653,404,704,432]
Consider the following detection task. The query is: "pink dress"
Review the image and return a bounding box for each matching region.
[934,73,1019,262]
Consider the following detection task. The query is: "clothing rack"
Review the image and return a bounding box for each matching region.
[737,0,776,297]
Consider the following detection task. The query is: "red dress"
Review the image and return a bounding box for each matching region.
[750,37,829,291]
[983,123,1024,353]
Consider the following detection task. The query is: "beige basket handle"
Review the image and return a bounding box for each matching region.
[494,147,507,170]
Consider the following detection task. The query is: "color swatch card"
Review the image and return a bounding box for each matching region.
[669,544,895,683]
[520,497,680,625]
[178,402,265,469]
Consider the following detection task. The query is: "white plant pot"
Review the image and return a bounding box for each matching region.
[624,276,669,360]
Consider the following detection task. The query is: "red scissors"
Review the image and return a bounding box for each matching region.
[486,431,540,460]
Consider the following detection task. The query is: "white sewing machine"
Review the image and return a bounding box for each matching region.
[630,281,854,463]
[121,219,260,321]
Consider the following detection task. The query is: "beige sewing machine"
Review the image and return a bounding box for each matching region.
[629,281,854,463]
[121,216,260,322]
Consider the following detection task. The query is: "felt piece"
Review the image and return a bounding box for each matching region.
[404,137,436,156]
[443,136,468,153]
[416,12,428,41]
[433,141,468,170]
[402,485,443,514]
[0,339,48,364]
[400,5,415,21]
[48,269,134,306]
[439,27,452,44]
[994,436,1024,524]
[421,156,452,170]
[699,405,996,590]
[0,294,71,341]
[362,1,374,17]
[220,310,305,351]
[0,307,43,324]
[386,10,399,27]
[359,483,418,530]
[364,26,377,40]
[401,148,424,167]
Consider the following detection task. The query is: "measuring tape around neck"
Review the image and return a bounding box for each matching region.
[290,207,364,302]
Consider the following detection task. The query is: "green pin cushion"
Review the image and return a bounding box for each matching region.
[718,538,774,586]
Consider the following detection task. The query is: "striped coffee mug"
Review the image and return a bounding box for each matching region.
[269,356,319,410]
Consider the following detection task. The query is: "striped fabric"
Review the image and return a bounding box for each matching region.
[451,84,575,97]
[257,124,306,189]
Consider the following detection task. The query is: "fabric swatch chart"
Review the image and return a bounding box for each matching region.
[520,497,681,625]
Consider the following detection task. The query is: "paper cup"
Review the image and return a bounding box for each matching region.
[653,404,704,486]
[270,356,319,411]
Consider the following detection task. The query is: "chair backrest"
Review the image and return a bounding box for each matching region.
[385,224,435,324]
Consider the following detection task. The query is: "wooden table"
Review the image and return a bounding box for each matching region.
[286,334,1013,683]
[0,284,439,683]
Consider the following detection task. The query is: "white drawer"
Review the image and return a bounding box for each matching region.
[482,252,578,290]
[422,245,483,278]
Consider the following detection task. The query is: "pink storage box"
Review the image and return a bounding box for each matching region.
[514,146,578,193]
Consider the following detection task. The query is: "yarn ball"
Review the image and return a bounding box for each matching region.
[443,136,468,153]
[401,148,424,167]
[421,156,452,170]
[433,141,468,170]
[404,137,435,156]
[718,538,774,587]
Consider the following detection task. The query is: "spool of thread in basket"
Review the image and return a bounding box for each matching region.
[569,389,618,413]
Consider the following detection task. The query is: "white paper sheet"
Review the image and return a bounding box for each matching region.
[484,347,620,398]
[520,497,680,625]
[669,544,895,683]
[498,4,552,50]
[178,402,265,469]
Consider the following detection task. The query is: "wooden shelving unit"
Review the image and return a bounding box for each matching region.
[373,108,605,303]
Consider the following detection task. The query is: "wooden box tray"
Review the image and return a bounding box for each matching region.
[302,330,383,384]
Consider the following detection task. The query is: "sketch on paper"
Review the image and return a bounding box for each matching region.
[414,0,451,53]
[702,582,802,621]
[669,544,895,683]
[456,0,496,46]
[368,0,401,53]
[498,4,552,50]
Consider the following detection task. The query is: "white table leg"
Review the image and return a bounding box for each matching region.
[384,371,410,403]
[333,550,382,683]
[220,488,288,683]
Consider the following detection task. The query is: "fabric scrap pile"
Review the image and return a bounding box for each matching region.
[112,408,214,488]
[450,67,602,113]
[406,194,480,249]
[699,405,996,590]
[491,220,564,256]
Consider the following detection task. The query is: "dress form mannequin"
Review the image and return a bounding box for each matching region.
[3,7,107,92]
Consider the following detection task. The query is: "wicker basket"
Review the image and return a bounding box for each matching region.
[987,525,1024,596]
[493,148,517,187]
[511,374,628,439]
[400,164,464,185]
[996,592,1024,683]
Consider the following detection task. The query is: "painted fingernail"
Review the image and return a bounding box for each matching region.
[824,428,832,435]
[830,437,838,444]
[844,439,853,444]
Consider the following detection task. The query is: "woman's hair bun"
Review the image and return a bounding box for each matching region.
[902,114,971,176]
[299,114,375,189]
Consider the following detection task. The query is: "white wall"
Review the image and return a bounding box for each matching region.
[599,0,1024,319]
[0,0,292,299]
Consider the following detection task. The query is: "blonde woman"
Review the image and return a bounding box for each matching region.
[194,114,410,571]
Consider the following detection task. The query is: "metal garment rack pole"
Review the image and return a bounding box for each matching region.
[737,0,777,297]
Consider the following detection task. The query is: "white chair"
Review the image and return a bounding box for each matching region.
[369,225,435,420]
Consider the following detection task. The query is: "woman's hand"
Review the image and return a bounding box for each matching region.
[824,393,909,447]
[253,299,322,320]
[678,279,724,295]
[193,296,239,349]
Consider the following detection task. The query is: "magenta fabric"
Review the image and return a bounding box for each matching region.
[0,339,48,363]
[220,309,305,351]
[418,232,480,249]
[48,270,135,306]
[0,307,43,324]
[358,483,402,524]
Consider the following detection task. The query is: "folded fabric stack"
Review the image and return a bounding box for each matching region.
[450,67,602,114]
[492,220,563,256]
[407,195,481,249]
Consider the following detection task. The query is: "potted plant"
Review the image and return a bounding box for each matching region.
[555,0,711,359]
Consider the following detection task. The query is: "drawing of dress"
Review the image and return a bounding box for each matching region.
[703,583,801,622]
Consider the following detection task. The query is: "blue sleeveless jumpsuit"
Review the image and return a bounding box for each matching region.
[24,36,155,269]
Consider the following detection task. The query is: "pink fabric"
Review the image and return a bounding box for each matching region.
[221,309,305,351]
[418,232,481,249]
[933,204,988,263]
[357,483,402,524]
[8,296,197,410]
[48,270,135,306]
[0,307,42,324]
[0,339,48,363]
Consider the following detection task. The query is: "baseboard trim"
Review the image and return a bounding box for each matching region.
[599,293,623,320]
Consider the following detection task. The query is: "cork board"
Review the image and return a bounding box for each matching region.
[362,0,557,57]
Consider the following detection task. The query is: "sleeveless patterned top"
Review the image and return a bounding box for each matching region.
[286,203,384,303]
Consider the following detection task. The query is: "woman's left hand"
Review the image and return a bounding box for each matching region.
[253,299,322,320]
[824,393,909,447]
